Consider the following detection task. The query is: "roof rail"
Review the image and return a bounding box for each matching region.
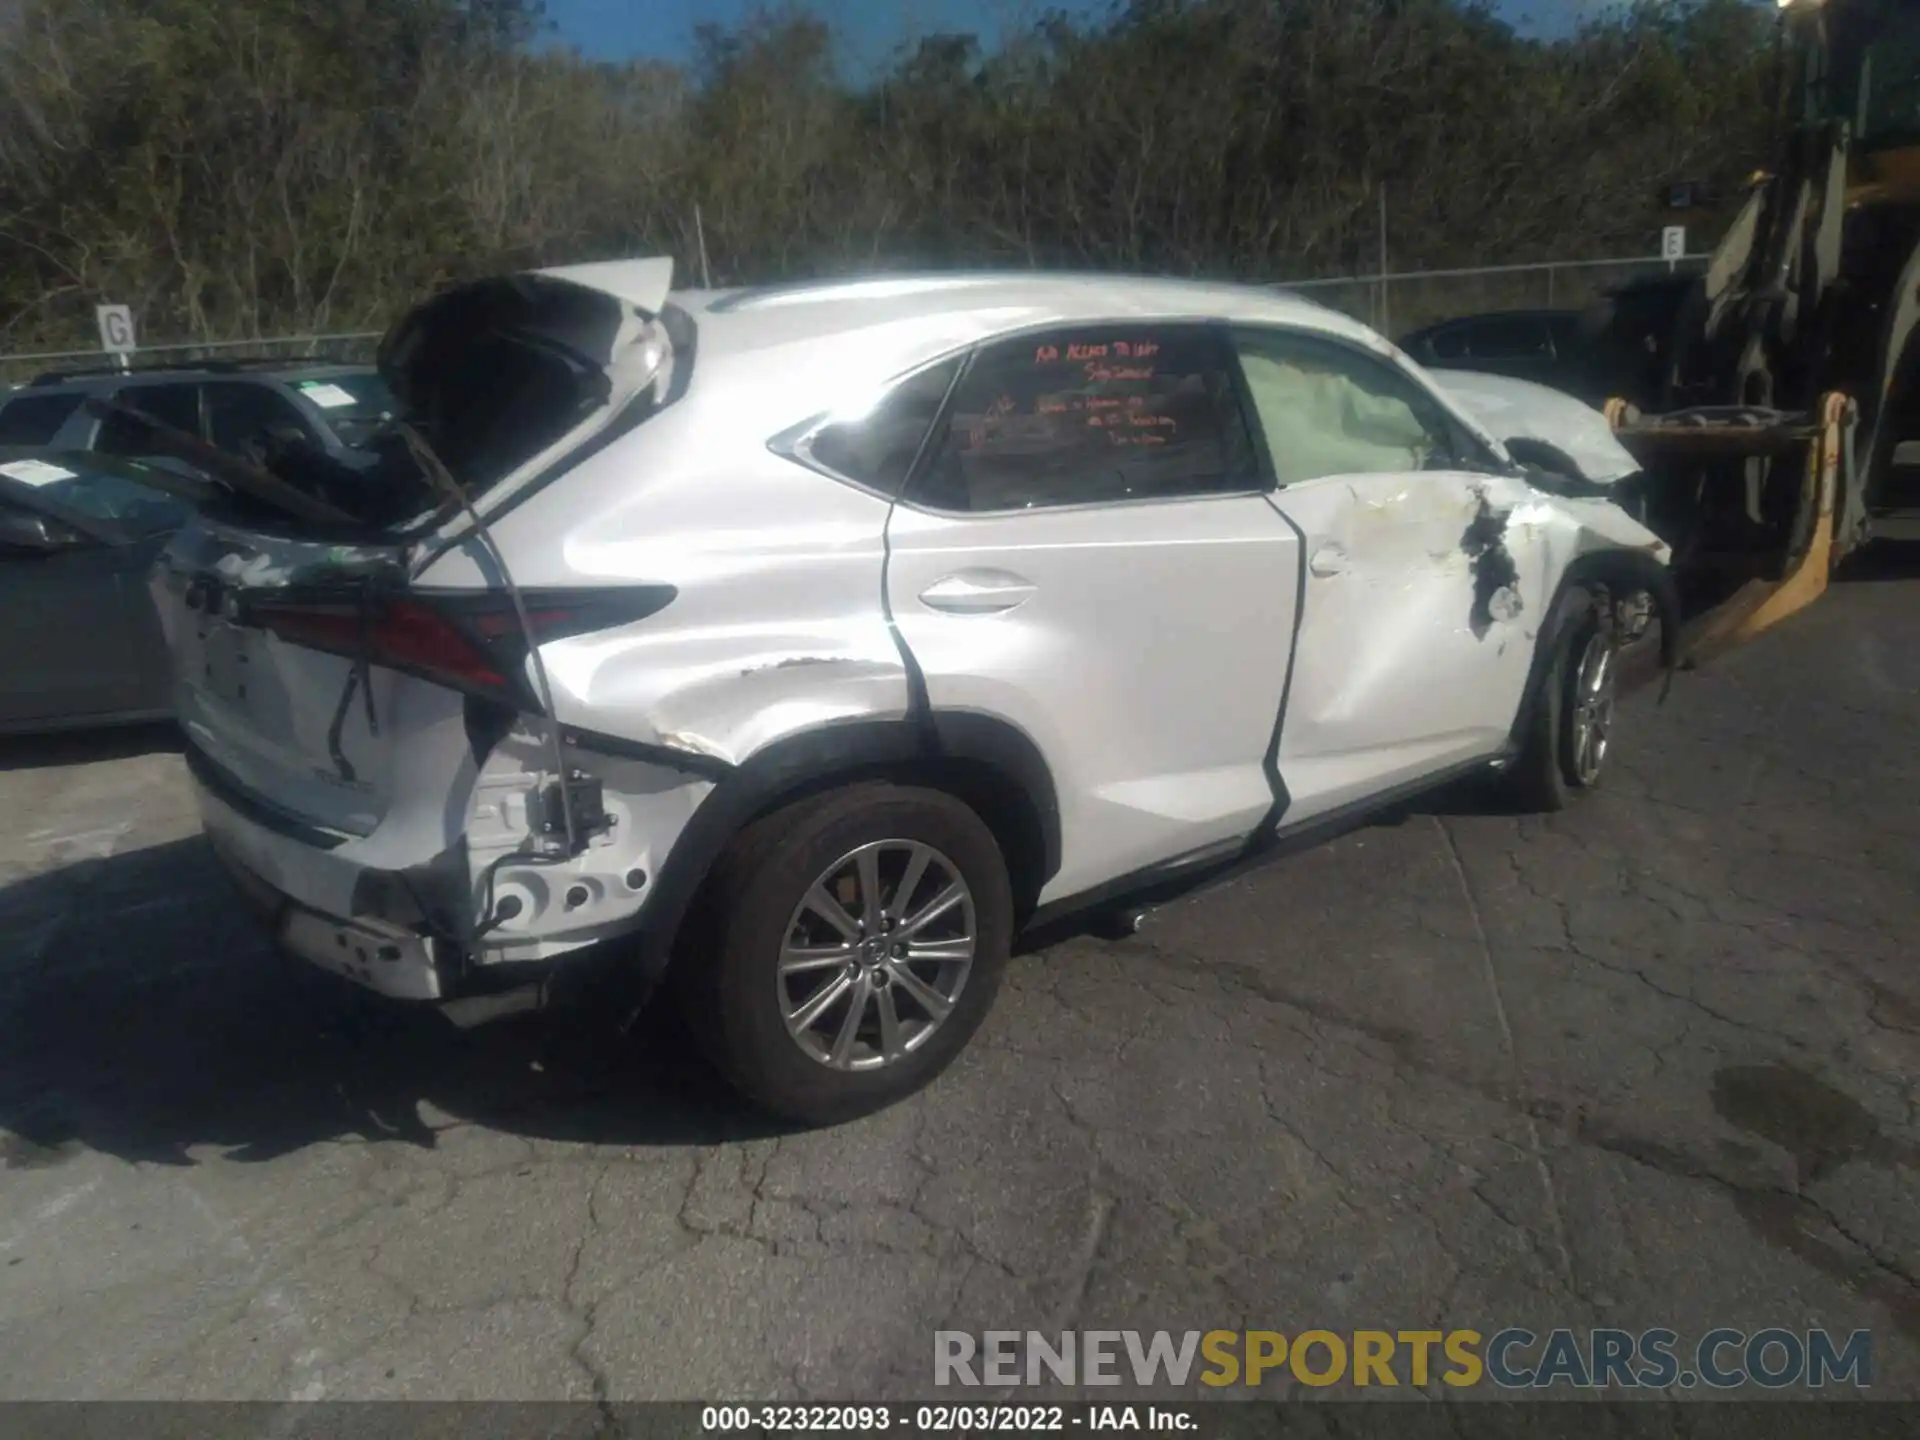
[25,355,363,387]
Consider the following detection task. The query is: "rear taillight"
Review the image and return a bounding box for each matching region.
[245,585,676,709]
[253,597,506,695]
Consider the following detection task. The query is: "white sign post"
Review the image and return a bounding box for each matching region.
[95,304,136,370]
[1661,226,1687,272]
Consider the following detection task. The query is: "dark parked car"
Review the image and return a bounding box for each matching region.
[0,452,215,735]
[1399,275,1699,411]
[0,360,405,736]
[0,359,395,471]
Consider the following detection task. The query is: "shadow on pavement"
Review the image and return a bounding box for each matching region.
[0,834,796,1173]
[0,754,1556,1171]
[0,721,184,774]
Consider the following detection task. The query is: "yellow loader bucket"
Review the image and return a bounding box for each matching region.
[1606,391,1856,668]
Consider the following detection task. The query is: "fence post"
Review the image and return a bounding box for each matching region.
[1377,184,1390,338]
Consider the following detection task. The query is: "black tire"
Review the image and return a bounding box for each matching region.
[676,782,1013,1126]
[1507,587,1617,813]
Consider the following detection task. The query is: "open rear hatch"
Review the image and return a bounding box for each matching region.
[153,259,678,842]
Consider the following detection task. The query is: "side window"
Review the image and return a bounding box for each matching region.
[95,383,201,456]
[803,358,960,494]
[0,392,85,445]
[909,326,1257,512]
[1428,326,1470,362]
[1463,316,1552,360]
[1232,328,1464,486]
[206,382,318,454]
[1546,315,1583,355]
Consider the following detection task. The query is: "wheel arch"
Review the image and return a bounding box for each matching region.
[1508,549,1679,751]
[638,712,1061,981]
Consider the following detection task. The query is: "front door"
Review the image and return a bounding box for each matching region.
[883,323,1303,903]
[1231,326,1547,824]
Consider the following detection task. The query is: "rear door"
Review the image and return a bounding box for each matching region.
[0,461,185,726]
[883,323,1303,902]
[1234,326,1546,823]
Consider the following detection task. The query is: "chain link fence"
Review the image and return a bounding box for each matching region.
[1274,254,1710,338]
[0,253,1714,383]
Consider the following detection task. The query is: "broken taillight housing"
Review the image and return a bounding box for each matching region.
[247,586,677,710]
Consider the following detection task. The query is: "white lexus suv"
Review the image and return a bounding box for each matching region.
[150,260,1676,1124]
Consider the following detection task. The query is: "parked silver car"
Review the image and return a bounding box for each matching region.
[151,261,1676,1123]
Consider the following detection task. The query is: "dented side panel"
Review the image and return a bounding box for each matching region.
[1268,467,1665,824]
[1270,470,1540,822]
[410,418,910,952]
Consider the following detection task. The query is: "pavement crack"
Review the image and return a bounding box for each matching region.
[1436,815,1575,1290]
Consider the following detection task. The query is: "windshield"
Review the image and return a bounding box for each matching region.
[0,455,197,534]
[288,371,398,445]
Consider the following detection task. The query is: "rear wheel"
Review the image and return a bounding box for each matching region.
[679,783,1013,1125]
[1507,588,1618,813]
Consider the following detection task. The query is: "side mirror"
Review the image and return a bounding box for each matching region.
[0,509,87,553]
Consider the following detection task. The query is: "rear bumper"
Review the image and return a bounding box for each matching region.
[202,821,453,1002]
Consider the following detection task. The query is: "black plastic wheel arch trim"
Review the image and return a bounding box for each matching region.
[626,712,1061,985]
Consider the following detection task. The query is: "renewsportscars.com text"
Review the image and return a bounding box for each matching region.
[934,1328,1873,1390]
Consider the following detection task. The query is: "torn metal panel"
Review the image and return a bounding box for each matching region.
[1270,459,1666,826]
[463,719,713,962]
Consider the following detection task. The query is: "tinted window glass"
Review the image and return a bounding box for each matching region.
[1428,327,1470,362]
[287,370,397,446]
[1546,315,1582,352]
[95,383,202,456]
[206,382,318,454]
[806,359,960,493]
[1232,328,1461,485]
[1463,317,1552,359]
[911,327,1257,512]
[0,458,192,535]
[0,392,85,445]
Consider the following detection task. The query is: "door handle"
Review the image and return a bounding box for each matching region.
[917,569,1037,615]
[1309,547,1348,577]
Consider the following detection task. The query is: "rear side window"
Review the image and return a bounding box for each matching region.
[1462,317,1552,359]
[803,358,960,494]
[97,383,202,455]
[0,392,85,445]
[206,381,319,453]
[908,326,1258,512]
[1427,327,1470,362]
[1546,315,1582,353]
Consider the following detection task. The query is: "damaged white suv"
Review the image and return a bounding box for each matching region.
[152,261,1676,1124]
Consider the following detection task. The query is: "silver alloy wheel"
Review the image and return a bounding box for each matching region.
[1570,632,1617,786]
[776,839,977,1072]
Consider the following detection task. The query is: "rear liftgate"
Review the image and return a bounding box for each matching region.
[1604,391,1858,668]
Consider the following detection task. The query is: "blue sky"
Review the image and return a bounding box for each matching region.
[544,0,1604,66]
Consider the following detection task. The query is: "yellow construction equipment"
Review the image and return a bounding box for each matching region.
[1604,0,1920,660]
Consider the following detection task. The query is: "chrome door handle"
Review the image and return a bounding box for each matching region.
[1309,547,1348,577]
[917,570,1037,615]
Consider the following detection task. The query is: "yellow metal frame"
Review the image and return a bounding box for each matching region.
[1606,391,1855,665]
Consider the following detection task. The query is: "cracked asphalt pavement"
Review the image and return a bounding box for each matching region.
[0,565,1916,1404]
